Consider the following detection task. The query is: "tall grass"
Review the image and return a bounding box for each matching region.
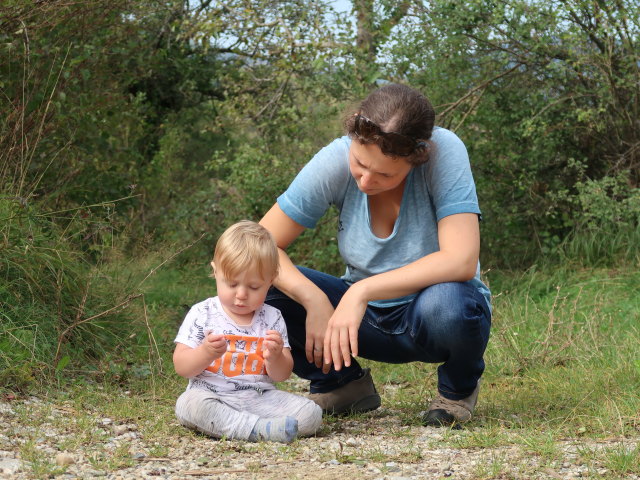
[558,224,640,267]
[0,32,155,391]
[481,264,640,436]
[0,196,146,388]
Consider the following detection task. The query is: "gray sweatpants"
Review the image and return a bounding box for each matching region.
[175,387,322,441]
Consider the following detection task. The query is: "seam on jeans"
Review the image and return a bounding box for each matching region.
[438,385,475,400]
[308,368,363,393]
[362,315,407,335]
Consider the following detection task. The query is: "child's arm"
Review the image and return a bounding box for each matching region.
[173,333,227,378]
[262,330,294,383]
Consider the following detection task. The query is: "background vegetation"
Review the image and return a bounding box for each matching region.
[0,0,638,402]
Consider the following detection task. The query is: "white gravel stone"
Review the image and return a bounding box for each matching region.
[56,452,75,466]
[2,395,639,480]
[112,424,129,436]
[0,458,22,474]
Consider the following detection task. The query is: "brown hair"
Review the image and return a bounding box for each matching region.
[212,220,279,281]
[344,83,435,165]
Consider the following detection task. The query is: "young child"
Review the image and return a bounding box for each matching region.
[173,220,322,443]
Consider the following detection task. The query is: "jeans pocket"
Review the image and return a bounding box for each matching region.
[363,305,408,335]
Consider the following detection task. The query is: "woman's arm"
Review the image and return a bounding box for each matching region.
[324,212,480,369]
[260,203,336,370]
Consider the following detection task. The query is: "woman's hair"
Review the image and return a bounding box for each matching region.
[212,220,279,280]
[344,83,435,165]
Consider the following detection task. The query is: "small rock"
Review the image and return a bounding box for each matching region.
[385,461,400,472]
[113,425,129,436]
[56,452,75,466]
[85,469,106,477]
[101,418,112,426]
[0,458,21,474]
[345,437,358,447]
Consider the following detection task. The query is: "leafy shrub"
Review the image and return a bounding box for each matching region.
[0,197,143,390]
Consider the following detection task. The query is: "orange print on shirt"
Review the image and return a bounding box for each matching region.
[205,335,265,377]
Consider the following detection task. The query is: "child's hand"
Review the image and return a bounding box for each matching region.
[203,332,227,358]
[262,330,284,360]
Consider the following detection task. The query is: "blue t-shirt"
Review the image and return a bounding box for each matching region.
[277,127,491,310]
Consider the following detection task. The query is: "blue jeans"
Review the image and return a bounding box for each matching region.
[265,267,492,401]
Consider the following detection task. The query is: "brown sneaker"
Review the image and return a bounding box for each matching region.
[308,368,381,415]
[422,382,480,427]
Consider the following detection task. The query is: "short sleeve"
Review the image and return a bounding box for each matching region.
[277,137,351,228]
[272,309,290,349]
[174,305,205,349]
[425,128,481,221]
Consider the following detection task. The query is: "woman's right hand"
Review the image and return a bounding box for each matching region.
[260,203,336,372]
[304,295,334,372]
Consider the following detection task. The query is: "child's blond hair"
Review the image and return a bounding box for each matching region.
[212,220,279,280]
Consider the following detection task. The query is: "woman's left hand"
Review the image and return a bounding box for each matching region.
[323,285,367,371]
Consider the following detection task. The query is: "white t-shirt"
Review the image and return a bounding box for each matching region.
[174,296,290,393]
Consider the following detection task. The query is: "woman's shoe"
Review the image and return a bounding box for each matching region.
[422,382,480,427]
[308,368,381,415]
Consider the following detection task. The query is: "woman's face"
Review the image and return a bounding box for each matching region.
[349,140,413,196]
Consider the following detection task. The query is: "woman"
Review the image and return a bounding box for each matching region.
[259,83,491,426]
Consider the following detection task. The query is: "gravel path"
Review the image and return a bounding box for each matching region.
[2,391,638,479]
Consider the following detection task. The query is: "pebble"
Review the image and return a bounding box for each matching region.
[0,458,22,474]
[113,425,129,436]
[385,461,400,472]
[3,396,639,480]
[345,437,358,446]
[56,452,75,466]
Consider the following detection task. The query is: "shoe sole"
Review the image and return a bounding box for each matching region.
[326,393,382,416]
[422,409,464,429]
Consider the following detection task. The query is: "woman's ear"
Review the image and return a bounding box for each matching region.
[210,261,216,275]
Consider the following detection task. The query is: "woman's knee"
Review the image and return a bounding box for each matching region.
[409,282,490,342]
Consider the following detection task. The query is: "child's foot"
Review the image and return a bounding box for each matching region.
[249,416,298,443]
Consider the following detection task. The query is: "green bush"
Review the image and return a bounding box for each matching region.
[0,197,144,390]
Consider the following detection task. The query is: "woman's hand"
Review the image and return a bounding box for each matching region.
[323,285,367,371]
[304,295,335,372]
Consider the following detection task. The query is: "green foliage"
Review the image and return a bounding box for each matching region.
[381,0,640,266]
[573,173,640,231]
[2,0,640,390]
[0,0,226,245]
[0,196,143,390]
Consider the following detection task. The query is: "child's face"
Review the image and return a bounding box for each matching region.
[213,263,273,322]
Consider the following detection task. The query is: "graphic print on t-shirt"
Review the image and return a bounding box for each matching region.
[206,334,266,377]
[174,296,290,393]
